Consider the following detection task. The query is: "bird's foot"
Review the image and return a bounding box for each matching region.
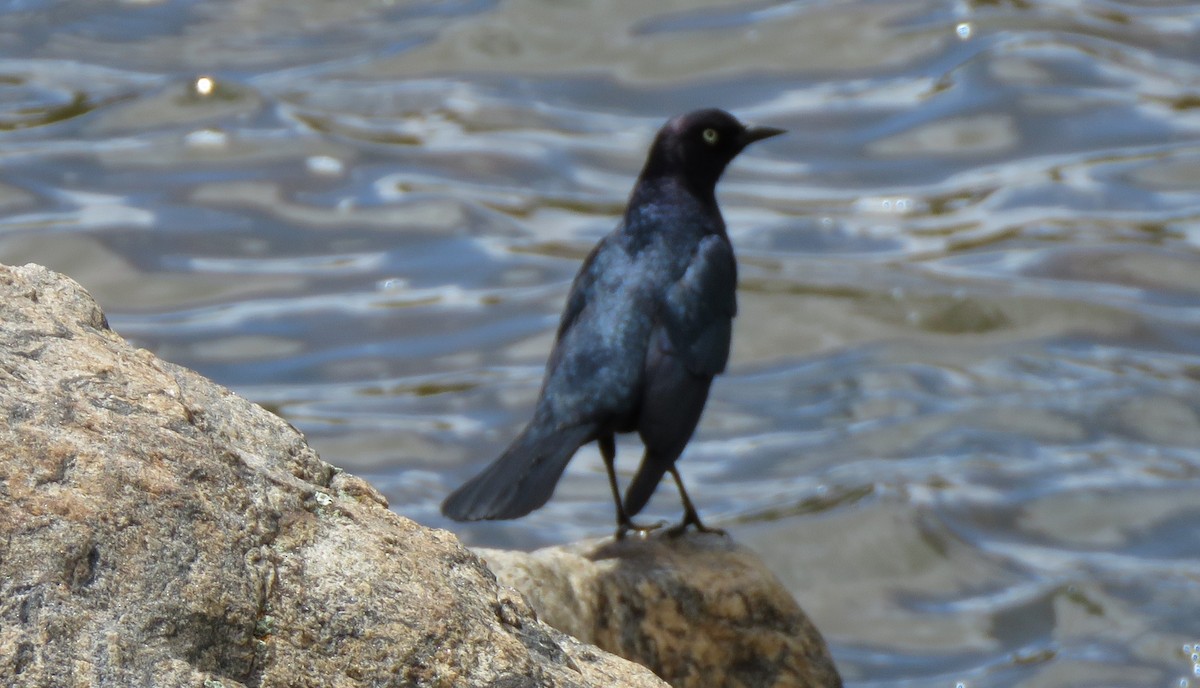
[614,519,666,541]
[665,513,726,538]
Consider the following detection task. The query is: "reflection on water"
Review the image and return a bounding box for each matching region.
[3,0,1200,685]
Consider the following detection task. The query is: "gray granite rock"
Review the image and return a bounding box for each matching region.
[0,262,666,688]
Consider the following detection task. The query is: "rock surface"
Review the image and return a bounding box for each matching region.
[479,536,843,688]
[0,263,667,688]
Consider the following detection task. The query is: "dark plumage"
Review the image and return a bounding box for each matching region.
[442,108,785,538]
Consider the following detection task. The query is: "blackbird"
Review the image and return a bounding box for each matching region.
[442,108,784,538]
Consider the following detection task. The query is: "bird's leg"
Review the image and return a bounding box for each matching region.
[600,434,662,540]
[665,466,725,537]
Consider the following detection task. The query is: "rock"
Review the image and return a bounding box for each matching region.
[0,263,667,688]
[478,536,843,688]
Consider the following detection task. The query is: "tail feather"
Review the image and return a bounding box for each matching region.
[621,454,670,518]
[442,423,593,521]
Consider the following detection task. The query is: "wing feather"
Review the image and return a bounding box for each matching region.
[659,234,737,376]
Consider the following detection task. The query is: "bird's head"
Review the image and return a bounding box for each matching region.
[639,108,785,198]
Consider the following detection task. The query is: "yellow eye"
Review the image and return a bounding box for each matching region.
[702,128,719,145]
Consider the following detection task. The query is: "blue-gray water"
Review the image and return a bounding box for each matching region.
[3,1,1200,686]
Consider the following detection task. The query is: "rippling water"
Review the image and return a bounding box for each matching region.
[4,1,1200,685]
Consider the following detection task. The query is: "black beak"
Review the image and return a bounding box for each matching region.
[742,124,787,145]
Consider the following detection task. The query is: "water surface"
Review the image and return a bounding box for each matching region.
[3,1,1200,686]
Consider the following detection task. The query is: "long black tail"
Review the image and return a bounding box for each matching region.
[621,451,673,518]
[442,421,593,521]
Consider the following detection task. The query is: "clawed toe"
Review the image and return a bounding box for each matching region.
[615,519,667,540]
[665,515,726,538]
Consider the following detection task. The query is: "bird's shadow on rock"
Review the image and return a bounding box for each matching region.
[584,530,737,564]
